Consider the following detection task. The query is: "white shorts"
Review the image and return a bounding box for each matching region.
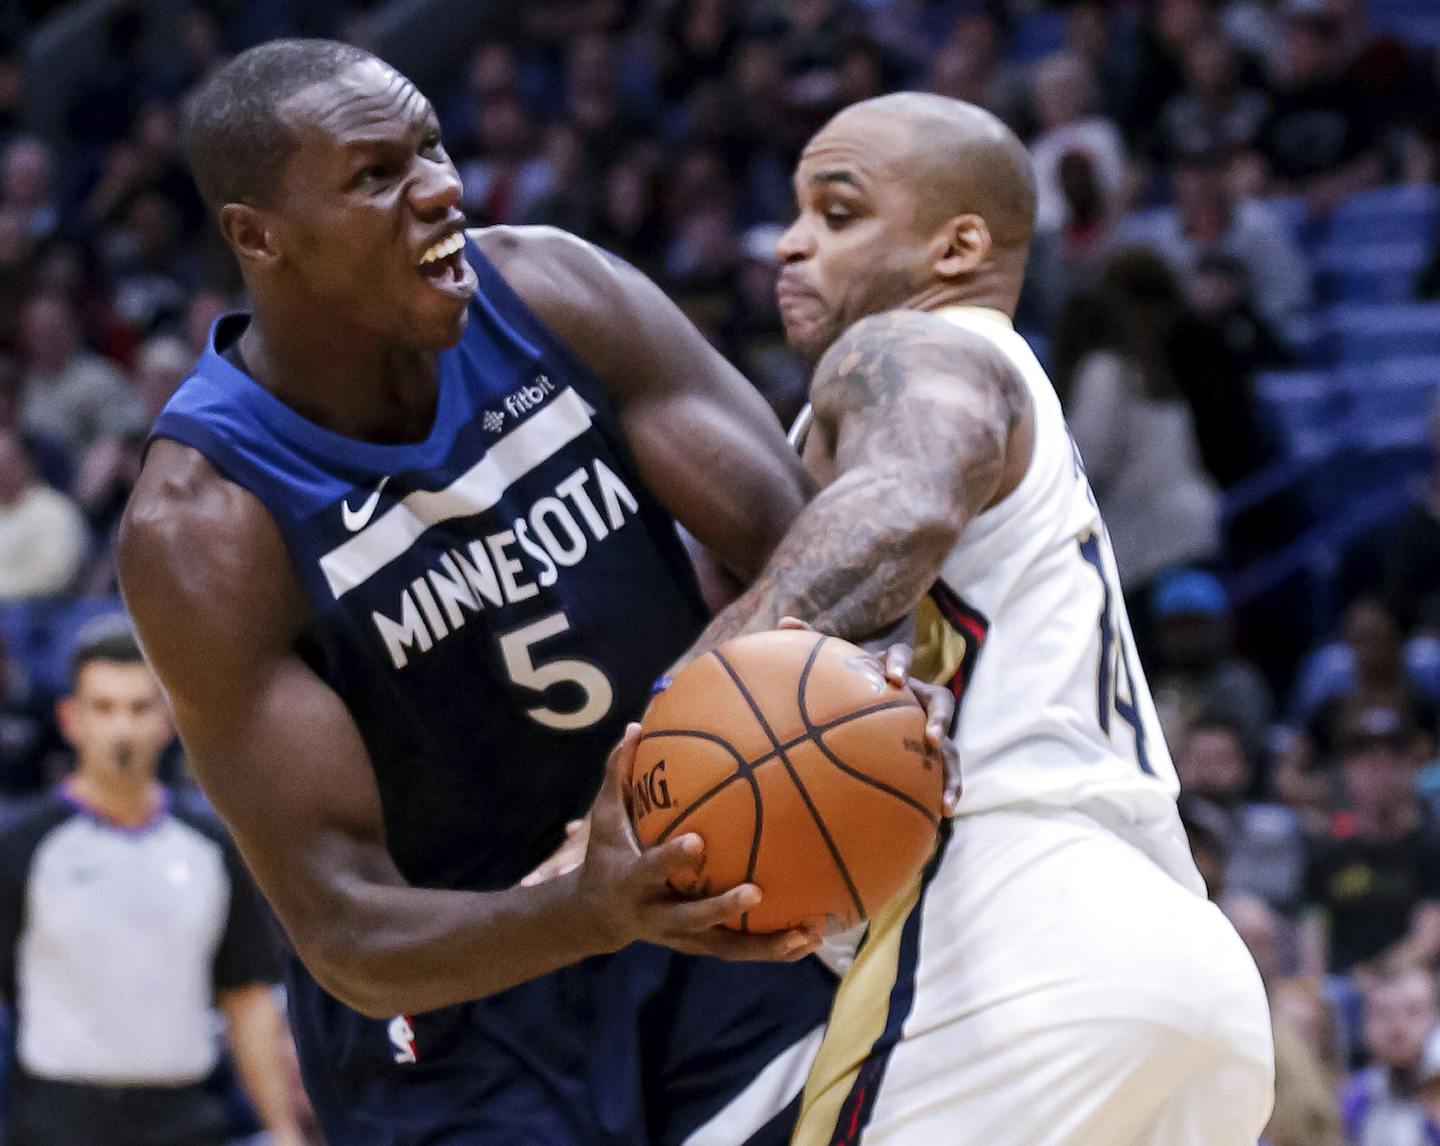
[793,802,1275,1146]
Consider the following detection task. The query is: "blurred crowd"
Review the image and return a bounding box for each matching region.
[1,0,1439,1143]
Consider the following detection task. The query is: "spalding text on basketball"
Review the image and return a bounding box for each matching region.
[633,759,673,819]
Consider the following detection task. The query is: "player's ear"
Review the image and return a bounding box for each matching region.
[54,695,79,749]
[932,214,990,281]
[219,203,282,271]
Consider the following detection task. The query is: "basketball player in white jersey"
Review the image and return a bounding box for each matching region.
[684,93,1275,1144]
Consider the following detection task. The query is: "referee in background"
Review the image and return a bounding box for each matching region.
[0,622,304,1146]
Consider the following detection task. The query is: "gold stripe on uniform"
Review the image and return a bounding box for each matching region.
[791,868,926,1145]
[910,593,967,689]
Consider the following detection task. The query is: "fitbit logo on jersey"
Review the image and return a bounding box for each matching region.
[372,458,639,669]
[504,374,554,418]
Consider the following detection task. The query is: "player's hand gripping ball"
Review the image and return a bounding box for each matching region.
[630,629,944,934]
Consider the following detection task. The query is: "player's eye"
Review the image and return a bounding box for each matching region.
[823,206,855,229]
[421,132,444,156]
[357,163,397,185]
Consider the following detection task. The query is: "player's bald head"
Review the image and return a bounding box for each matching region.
[813,93,1036,250]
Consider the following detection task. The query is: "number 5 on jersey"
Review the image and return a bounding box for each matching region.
[499,612,615,731]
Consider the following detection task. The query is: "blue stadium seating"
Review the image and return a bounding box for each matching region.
[1339,356,1440,431]
[1008,9,1068,62]
[1315,241,1430,304]
[1325,185,1440,247]
[1255,370,1342,457]
[1325,303,1440,362]
[1369,0,1440,45]
[0,597,126,698]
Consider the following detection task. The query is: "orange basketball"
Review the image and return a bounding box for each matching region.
[629,629,943,935]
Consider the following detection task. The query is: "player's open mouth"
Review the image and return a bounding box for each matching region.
[417,233,477,301]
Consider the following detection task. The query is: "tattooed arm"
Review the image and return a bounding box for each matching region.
[682,308,1029,659]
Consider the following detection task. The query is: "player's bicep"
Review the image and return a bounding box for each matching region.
[818,312,1019,518]
[504,228,813,578]
[119,452,393,949]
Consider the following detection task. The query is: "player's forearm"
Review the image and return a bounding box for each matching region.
[222,986,303,1139]
[296,868,611,1017]
[679,468,962,665]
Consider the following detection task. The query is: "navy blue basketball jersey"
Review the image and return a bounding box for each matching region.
[152,239,708,892]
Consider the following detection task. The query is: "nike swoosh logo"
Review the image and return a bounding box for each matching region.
[341,476,391,533]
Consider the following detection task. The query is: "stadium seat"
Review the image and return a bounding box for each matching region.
[1339,357,1440,427]
[1368,5,1440,45]
[1326,303,1440,362]
[1326,185,1440,247]
[1315,241,1431,305]
[1255,370,1342,457]
[1008,10,1067,62]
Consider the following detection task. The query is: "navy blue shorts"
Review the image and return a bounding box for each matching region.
[287,944,835,1145]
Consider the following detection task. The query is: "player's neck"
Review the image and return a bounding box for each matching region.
[239,309,440,446]
[904,274,1019,318]
[66,770,165,829]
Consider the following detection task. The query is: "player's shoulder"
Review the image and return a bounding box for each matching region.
[121,440,265,573]
[813,308,1024,414]
[469,224,625,306]
[119,441,304,671]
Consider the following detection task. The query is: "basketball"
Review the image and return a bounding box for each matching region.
[629,629,943,934]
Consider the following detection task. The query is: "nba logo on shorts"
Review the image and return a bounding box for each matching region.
[388,1014,418,1065]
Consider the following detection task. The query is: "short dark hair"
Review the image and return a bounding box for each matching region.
[69,620,144,688]
[183,37,374,212]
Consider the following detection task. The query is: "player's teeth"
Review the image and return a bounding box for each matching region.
[418,233,463,266]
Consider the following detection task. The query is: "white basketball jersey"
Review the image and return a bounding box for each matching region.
[930,305,1180,818]
[795,305,1181,823]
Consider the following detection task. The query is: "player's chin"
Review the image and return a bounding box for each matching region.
[408,296,472,351]
[780,311,836,365]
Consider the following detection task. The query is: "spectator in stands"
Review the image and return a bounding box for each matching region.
[0,50,24,146]
[1155,29,1271,166]
[1380,395,1440,633]
[1150,569,1276,756]
[1292,595,1440,766]
[183,290,231,359]
[0,629,54,797]
[592,144,667,282]
[1222,894,1346,1146]
[1057,248,1221,611]
[1029,51,1130,236]
[1301,705,1440,976]
[1177,713,1306,909]
[0,624,303,1146]
[17,292,144,466]
[657,0,745,105]
[1418,1027,1440,1144]
[1065,1,1131,124]
[458,91,555,226]
[107,188,200,335]
[0,429,87,601]
[1341,964,1440,1146]
[1127,0,1214,144]
[1257,0,1383,216]
[1121,151,1313,329]
[0,137,57,244]
[925,8,1027,132]
[725,223,807,423]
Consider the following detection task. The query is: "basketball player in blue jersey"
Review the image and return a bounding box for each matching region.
[116,40,956,1146]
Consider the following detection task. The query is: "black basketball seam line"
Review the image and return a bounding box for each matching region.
[714,645,868,924]
[645,730,757,846]
[639,697,914,766]
[636,702,915,834]
[639,727,765,932]
[796,636,942,828]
